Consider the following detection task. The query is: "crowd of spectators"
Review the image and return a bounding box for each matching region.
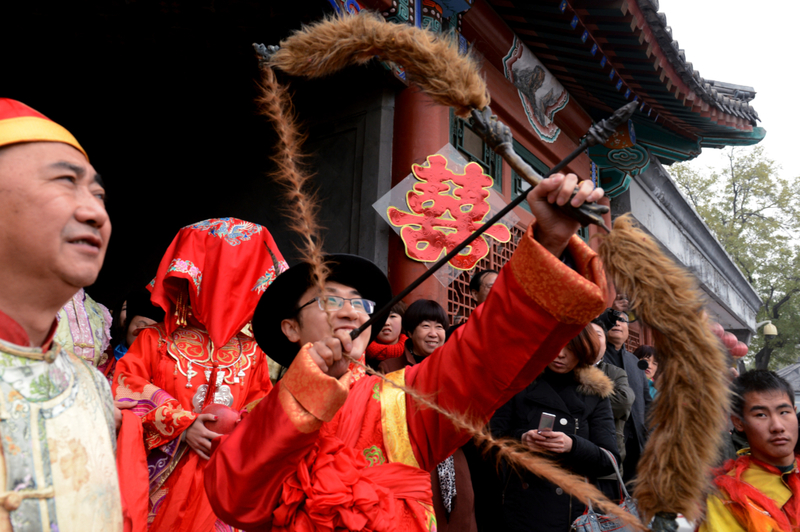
[360,268,792,532]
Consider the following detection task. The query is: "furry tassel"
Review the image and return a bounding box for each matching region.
[599,214,730,522]
[256,65,329,295]
[268,11,489,117]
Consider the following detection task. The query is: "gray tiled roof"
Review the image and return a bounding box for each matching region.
[638,0,760,124]
[776,363,800,388]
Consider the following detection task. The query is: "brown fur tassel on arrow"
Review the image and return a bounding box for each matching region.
[599,214,731,523]
[268,11,489,117]
[256,65,329,296]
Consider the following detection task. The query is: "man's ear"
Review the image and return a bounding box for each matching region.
[731,414,745,432]
[281,318,301,343]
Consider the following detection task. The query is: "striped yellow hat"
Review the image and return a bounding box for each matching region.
[0,99,87,160]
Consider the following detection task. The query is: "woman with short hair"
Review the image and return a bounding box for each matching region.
[379,299,477,532]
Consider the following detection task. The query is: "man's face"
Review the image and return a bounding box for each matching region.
[732,390,798,467]
[0,142,110,293]
[590,323,606,364]
[607,313,629,347]
[471,272,498,306]
[283,281,371,356]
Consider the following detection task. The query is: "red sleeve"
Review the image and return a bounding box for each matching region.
[204,383,317,529]
[240,346,273,409]
[117,410,149,532]
[113,327,197,450]
[204,345,350,529]
[405,225,607,470]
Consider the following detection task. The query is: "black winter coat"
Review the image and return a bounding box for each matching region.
[492,367,620,532]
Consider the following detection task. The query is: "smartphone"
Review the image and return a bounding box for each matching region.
[538,412,556,432]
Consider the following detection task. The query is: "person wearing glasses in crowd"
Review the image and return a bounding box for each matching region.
[203,172,609,531]
[113,218,287,532]
[600,307,652,482]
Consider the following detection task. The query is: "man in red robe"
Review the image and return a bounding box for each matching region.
[205,173,608,531]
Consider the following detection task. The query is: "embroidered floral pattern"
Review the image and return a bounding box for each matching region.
[143,399,196,450]
[0,343,71,402]
[251,267,276,294]
[165,326,256,386]
[363,446,386,467]
[188,218,264,246]
[252,259,288,294]
[167,259,202,292]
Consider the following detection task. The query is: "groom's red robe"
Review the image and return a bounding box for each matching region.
[205,226,608,531]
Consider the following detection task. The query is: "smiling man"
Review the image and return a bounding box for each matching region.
[205,172,609,531]
[698,370,800,532]
[0,99,127,531]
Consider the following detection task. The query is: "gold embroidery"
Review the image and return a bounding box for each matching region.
[278,385,321,434]
[380,369,419,468]
[510,226,606,325]
[162,325,257,385]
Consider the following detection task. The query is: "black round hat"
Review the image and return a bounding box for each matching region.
[252,254,393,368]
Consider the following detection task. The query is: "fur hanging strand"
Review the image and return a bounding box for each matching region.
[267,11,489,117]
[256,66,330,296]
[599,214,731,522]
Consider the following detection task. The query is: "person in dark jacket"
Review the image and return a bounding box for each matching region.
[493,325,620,531]
[600,307,652,482]
[590,318,634,502]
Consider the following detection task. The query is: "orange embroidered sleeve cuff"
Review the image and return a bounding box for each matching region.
[280,343,350,424]
[509,223,607,325]
[141,398,198,450]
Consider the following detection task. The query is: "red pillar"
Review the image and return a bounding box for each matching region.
[388,87,452,306]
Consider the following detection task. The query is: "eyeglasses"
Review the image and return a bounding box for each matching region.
[295,295,376,315]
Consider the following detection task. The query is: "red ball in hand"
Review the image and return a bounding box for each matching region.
[202,404,240,434]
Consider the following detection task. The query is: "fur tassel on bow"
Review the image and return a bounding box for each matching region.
[599,214,730,523]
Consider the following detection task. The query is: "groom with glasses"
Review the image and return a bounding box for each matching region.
[273,256,389,380]
[205,174,610,531]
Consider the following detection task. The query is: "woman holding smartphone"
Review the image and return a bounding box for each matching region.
[492,325,620,531]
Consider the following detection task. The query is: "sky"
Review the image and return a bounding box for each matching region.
[660,0,800,180]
